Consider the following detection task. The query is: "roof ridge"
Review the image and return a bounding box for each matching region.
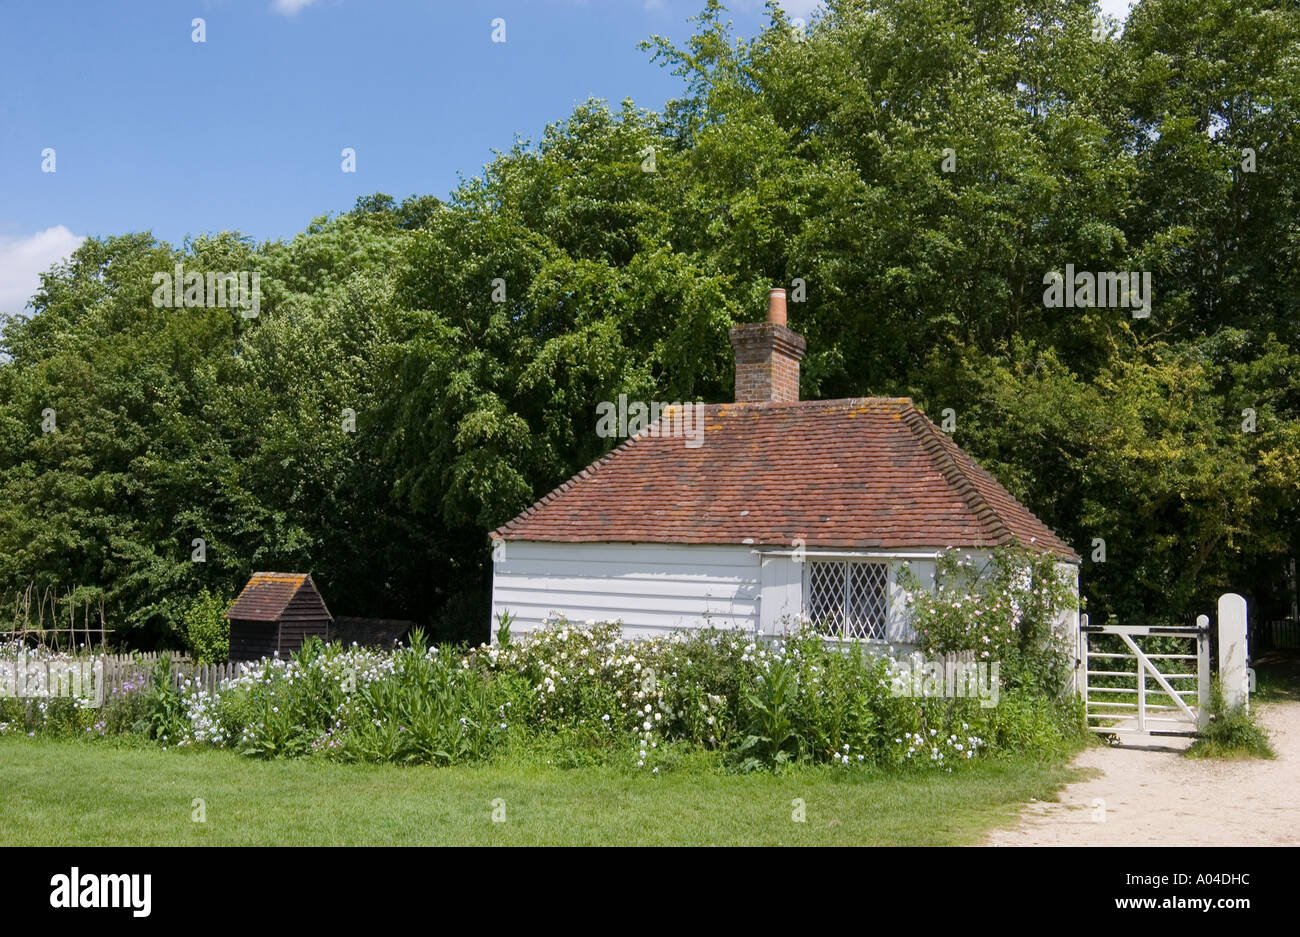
[715,396,913,410]
[900,404,1014,548]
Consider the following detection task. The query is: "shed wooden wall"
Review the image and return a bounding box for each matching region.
[277,586,330,653]
[229,619,280,661]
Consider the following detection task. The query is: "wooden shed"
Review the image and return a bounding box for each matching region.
[226,572,333,662]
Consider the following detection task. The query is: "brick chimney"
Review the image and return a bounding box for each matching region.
[728,288,806,403]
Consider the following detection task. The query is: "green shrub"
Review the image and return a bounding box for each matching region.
[336,632,504,765]
[183,589,230,664]
[1186,680,1274,759]
[2,614,1088,772]
[899,544,1078,697]
[99,677,153,737]
[217,639,349,757]
[139,655,189,745]
[732,654,803,770]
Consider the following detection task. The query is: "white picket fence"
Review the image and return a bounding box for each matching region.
[95,653,252,697]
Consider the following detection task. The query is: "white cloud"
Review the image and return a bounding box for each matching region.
[0,226,84,319]
[271,0,319,16]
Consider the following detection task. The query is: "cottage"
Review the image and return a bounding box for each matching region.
[226,572,333,661]
[490,289,1080,646]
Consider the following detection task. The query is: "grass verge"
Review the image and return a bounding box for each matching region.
[0,737,1080,846]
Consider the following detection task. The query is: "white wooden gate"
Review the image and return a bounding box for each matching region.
[1080,614,1211,737]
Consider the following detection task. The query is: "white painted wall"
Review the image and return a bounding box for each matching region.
[490,541,1081,663]
[490,541,760,639]
[758,552,801,634]
[1055,561,1081,659]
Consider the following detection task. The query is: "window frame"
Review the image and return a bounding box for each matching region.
[803,558,892,642]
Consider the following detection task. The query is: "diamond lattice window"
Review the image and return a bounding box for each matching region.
[805,561,888,640]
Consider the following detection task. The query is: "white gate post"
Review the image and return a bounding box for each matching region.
[1196,614,1211,731]
[1217,593,1249,711]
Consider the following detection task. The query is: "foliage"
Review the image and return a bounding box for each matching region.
[1185,678,1274,759]
[899,545,1078,696]
[139,655,188,745]
[1,0,1298,642]
[182,589,230,663]
[0,619,1086,771]
[733,654,802,770]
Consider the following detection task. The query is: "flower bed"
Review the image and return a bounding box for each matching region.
[1,624,1083,772]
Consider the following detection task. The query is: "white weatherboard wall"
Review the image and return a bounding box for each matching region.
[491,542,760,638]
[491,542,1081,662]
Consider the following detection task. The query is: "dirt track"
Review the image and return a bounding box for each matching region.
[986,701,1300,846]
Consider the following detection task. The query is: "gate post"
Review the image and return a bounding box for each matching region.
[1217,593,1249,712]
[1196,614,1211,731]
[1077,612,1088,698]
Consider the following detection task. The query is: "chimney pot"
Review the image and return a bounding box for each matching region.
[767,288,787,326]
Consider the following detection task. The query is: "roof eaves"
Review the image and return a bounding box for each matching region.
[901,405,1079,562]
[492,433,645,541]
[900,403,1014,548]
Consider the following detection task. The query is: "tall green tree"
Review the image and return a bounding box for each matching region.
[2,0,1297,644]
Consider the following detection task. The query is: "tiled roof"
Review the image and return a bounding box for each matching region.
[226,572,332,622]
[493,398,1079,561]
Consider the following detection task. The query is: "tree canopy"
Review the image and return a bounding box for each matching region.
[2,0,1297,645]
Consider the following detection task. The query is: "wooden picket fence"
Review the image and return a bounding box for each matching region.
[94,653,252,697]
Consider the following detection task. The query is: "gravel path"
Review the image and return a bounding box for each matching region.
[985,701,1300,846]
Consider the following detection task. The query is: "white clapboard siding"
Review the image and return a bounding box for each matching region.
[491,542,760,638]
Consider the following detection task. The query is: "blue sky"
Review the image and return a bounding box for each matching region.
[0,0,1132,318]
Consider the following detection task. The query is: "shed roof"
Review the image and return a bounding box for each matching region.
[226,572,333,623]
[493,398,1079,561]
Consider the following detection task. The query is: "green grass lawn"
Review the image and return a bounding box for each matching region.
[0,738,1081,846]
